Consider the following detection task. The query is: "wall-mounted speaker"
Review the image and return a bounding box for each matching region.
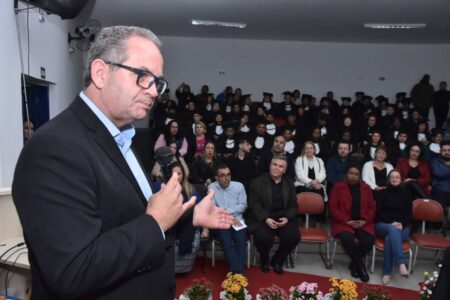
[21,0,89,19]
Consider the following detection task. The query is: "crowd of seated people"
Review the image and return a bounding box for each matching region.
[146,80,450,283]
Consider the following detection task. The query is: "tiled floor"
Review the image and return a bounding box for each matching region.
[208,236,447,292]
[288,243,441,291]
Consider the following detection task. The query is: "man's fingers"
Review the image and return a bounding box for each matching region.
[204,189,215,202]
[181,196,196,214]
[214,207,232,216]
[164,172,179,190]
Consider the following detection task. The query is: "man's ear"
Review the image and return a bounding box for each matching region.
[90,59,109,89]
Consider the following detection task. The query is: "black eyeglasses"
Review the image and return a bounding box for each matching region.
[105,61,168,95]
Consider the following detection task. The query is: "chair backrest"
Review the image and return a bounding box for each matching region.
[412,199,444,233]
[296,192,325,215]
[297,192,325,229]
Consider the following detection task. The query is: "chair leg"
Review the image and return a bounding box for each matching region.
[211,239,215,268]
[407,249,412,276]
[246,240,250,269]
[371,246,376,274]
[294,245,298,262]
[330,239,337,269]
[412,245,419,271]
[326,240,330,269]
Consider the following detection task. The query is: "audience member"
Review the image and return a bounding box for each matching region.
[226,136,256,192]
[326,141,351,191]
[294,141,326,198]
[375,170,412,285]
[247,156,299,275]
[189,141,221,186]
[154,120,188,157]
[362,145,393,192]
[433,81,450,129]
[257,134,295,180]
[329,165,375,282]
[395,142,431,198]
[429,141,450,231]
[209,165,248,274]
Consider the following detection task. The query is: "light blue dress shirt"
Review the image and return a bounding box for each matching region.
[208,181,247,223]
[79,91,153,200]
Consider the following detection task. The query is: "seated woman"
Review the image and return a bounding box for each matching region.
[376,170,412,285]
[329,165,376,282]
[153,162,207,274]
[192,121,208,160]
[362,145,393,199]
[154,120,189,157]
[189,141,221,186]
[294,141,327,198]
[396,142,431,198]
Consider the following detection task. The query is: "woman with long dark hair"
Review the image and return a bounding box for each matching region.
[154,120,188,157]
[395,142,431,198]
[189,140,221,186]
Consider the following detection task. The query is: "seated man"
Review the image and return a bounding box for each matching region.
[208,164,248,274]
[257,134,296,180]
[247,155,300,275]
[430,141,450,231]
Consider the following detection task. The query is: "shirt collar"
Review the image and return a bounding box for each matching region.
[79,91,135,154]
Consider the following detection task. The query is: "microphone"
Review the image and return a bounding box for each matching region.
[154,146,174,182]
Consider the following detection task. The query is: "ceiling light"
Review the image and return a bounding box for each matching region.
[364,23,426,29]
[192,19,246,29]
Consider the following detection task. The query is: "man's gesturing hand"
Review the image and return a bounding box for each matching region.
[192,190,234,229]
[146,172,195,231]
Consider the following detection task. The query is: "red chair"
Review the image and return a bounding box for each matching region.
[294,192,330,268]
[370,236,412,276]
[411,199,450,271]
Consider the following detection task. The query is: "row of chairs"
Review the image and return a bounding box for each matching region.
[210,193,450,274]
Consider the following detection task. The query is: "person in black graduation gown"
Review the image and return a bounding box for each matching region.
[257,134,296,180]
[216,121,239,159]
[350,91,366,128]
[434,81,450,129]
[278,91,297,118]
[226,135,257,192]
[250,118,273,158]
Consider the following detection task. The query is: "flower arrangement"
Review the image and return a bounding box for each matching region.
[289,282,323,300]
[179,277,213,300]
[327,278,358,300]
[220,272,251,300]
[361,286,391,300]
[256,284,289,300]
[418,271,439,300]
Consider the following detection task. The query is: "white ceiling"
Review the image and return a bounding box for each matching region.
[85,0,450,44]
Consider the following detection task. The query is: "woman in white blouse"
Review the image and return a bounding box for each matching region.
[294,141,327,198]
[362,145,393,192]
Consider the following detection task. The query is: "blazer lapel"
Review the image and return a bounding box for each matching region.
[70,97,148,206]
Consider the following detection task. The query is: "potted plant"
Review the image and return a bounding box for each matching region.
[289,282,323,300]
[220,272,251,300]
[256,284,288,300]
[179,277,213,300]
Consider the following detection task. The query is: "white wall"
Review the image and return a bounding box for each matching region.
[0,1,85,187]
[159,36,450,102]
[2,3,450,179]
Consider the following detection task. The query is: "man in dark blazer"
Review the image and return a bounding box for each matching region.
[12,26,233,300]
[247,155,299,275]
